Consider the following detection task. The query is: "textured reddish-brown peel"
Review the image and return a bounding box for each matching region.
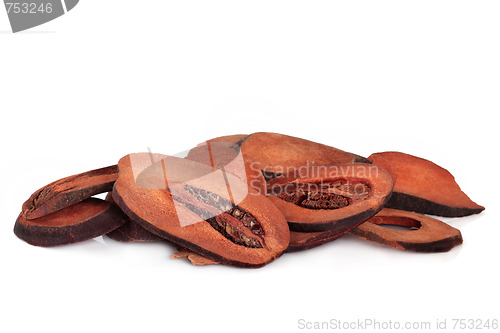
[369,152,484,217]
[350,208,463,252]
[239,132,371,176]
[22,165,119,220]
[268,164,393,233]
[112,153,290,268]
[14,198,127,247]
[104,193,163,242]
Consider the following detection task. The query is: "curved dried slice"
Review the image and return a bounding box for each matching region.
[112,153,290,268]
[287,230,344,252]
[171,248,219,266]
[369,152,484,217]
[104,193,163,242]
[350,208,463,252]
[22,165,119,220]
[14,198,127,247]
[267,164,393,232]
[204,134,248,146]
[239,132,371,178]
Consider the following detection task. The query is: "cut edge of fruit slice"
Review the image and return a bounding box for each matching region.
[14,198,127,247]
[22,165,119,220]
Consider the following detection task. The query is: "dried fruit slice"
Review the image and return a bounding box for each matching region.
[267,164,393,232]
[239,132,371,178]
[350,208,463,252]
[171,248,220,266]
[287,230,344,252]
[112,153,290,268]
[205,134,248,146]
[22,165,119,220]
[104,193,163,242]
[14,198,127,247]
[369,152,484,217]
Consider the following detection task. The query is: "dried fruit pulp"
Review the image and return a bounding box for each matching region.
[268,164,393,232]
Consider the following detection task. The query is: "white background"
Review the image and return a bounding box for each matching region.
[1,1,499,332]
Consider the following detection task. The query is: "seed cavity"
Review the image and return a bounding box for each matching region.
[182,184,265,248]
[272,180,371,209]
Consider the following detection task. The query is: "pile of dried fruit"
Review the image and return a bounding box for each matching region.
[14,133,484,268]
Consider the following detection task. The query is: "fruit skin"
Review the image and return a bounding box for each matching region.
[369,152,484,217]
[350,208,463,252]
[112,153,290,268]
[268,164,393,233]
[14,198,127,247]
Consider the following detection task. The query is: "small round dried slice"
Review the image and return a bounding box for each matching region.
[22,165,119,220]
[350,208,463,252]
[104,193,163,242]
[267,164,393,232]
[14,198,127,247]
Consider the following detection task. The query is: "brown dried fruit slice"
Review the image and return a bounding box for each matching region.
[14,198,127,247]
[287,230,344,252]
[112,153,290,268]
[267,164,393,232]
[350,208,463,252]
[22,165,119,220]
[104,193,163,242]
[239,132,371,178]
[369,152,484,217]
[204,134,248,146]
